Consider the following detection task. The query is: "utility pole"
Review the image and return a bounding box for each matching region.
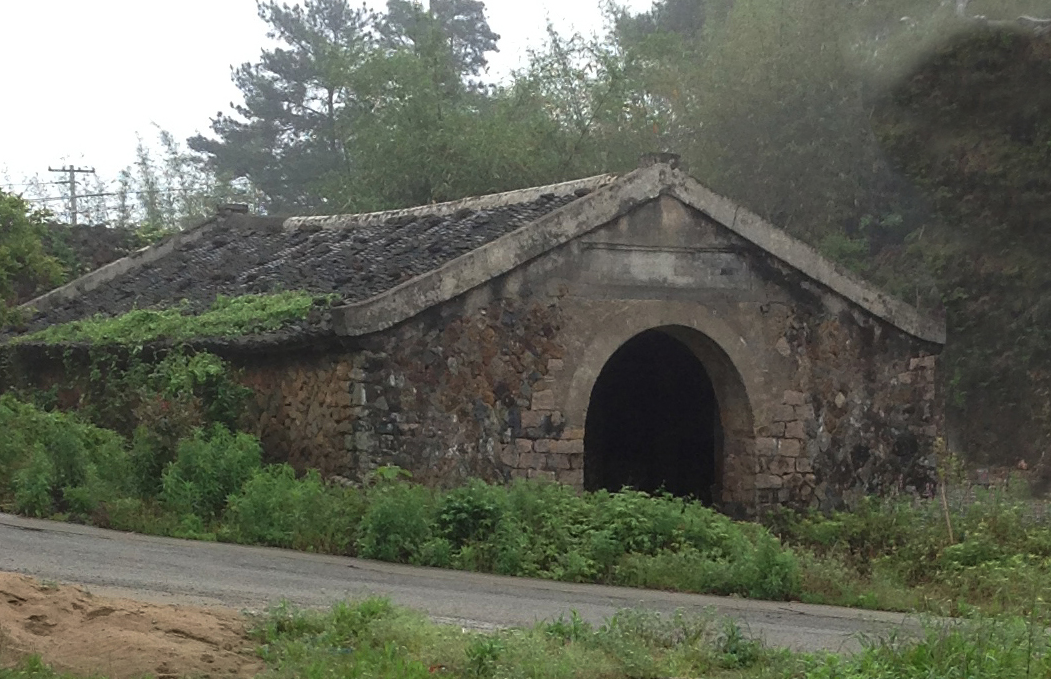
[48,165,95,226]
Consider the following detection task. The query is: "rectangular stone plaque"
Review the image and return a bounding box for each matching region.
[580,244,752,290]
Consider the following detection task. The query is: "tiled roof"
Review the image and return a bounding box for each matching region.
[12,175,614,336]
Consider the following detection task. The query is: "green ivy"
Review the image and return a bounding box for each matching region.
[14,291,336,346]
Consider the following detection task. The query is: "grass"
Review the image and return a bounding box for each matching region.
[11,291,336,345]
[11,597,1050,679]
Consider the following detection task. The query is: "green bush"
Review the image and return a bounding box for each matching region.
[356,481,435,563]
[222,465,364,552]
[160,425,262,520]
[0,394,131,517]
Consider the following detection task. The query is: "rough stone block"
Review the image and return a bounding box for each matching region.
[547,358,565,373]
[515,439,534,454]
[531,390,556,410]
[779,439,802,457]
[910,355,937,370]
[553,439,584,455]
[534,439,554,453]
[557,469,584,486]
[568,453,584,469]
[794,404,815,421]
[547,453,571,470]
[783,390,806,406]
[520,410,548,429]
[756,474,784,489]
[785,421,806,440]
[757,422,786,438]
[768,456,795,476]
[796,457,813,473]
[756,437,778,458]
[561,427,585,440]
[772,405,795,422]
[517,452,542,469]
[500,445,519,467]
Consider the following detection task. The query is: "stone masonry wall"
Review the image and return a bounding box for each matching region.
[238,292,585,488]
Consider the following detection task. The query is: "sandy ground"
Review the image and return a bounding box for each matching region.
[0,573,264,679]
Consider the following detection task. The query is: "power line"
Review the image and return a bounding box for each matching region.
[48,165,96,227]
[24,187,193,203]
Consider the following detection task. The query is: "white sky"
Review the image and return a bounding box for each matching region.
[0,0,651,193]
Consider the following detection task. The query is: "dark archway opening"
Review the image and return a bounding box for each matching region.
[584,329,722,503]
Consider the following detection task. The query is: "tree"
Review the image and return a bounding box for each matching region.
[190,0,506,214]
[381,0,499,78]
[190,0,376,213]
[0,192,64,325]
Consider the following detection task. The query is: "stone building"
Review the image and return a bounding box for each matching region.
[5,159,945,516]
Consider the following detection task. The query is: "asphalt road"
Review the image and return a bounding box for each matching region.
[0,512,921,653]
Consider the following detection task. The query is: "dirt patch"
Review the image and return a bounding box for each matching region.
[0,572,264,678]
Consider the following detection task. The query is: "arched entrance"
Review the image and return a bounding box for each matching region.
[584,329,721,502]
[582,324,752,507]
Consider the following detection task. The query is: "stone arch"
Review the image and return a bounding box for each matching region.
[565,302,758,515]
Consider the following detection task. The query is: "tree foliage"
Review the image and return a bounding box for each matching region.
[0,192,64,324]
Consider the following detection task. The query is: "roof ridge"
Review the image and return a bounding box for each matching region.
[282,174,617,231]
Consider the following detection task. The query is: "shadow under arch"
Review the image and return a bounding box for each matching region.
[578,322,755,513]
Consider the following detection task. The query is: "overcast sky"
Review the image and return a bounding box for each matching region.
[0,0,651,194]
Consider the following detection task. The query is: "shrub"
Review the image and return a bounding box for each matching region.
[0,394,131,517]
[160,425,262,520]
[222,465,365,553]
[356,482,435,563]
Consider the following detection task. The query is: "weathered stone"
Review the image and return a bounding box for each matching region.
[834,392,847,409]
[547,358,565,373]
[783,390,806,406]
[547,453,571,470]
[756,437,778,458]
[772,405,796,422]
[553,439,584,455]
[757,422,786,438]
[768,456,795,476]
[531,390,556,410]
[520,410,549,429]
[500,445,519,467]
[557,469,584,486]
[515,439,534,453]
[779,439,802,457]
[796,457,813,473]
[561,427,585,440]
[533,439,554,454]
[910,355,937,370]
[517,452,542,469]
[756,474,784,489]
[784,421,806,439]
[794,404,815,421]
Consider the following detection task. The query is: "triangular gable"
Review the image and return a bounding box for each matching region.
[330,163,946,344]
